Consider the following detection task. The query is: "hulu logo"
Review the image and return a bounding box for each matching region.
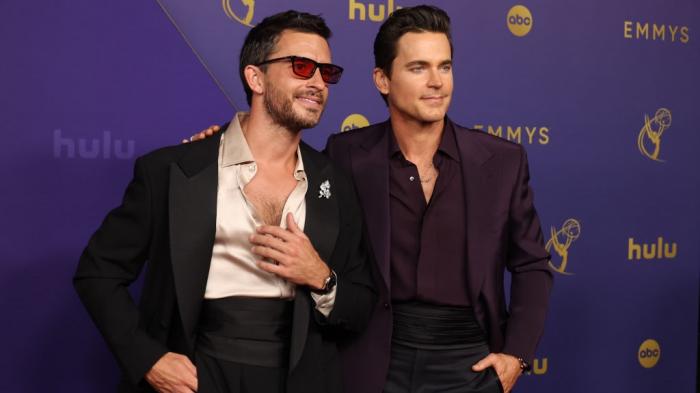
[627,237,677,260]
[349,0,400,22]
[53,129,135,159]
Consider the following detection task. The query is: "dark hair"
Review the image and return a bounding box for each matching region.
[239,10,331,106]
[373,5,453,103]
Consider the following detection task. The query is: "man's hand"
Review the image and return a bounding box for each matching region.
[472,353,522,393]
[250,213,331,290]
[182,124,221,144]
[145,352,198,393]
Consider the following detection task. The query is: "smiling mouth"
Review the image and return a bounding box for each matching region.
[421,95,447,105]
[296,95,324,107]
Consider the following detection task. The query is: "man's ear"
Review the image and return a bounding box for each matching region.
[244,65,265,96]
[373,67,390,95]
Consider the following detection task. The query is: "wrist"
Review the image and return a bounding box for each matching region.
[513,356,530,372]
[311,266,336,294]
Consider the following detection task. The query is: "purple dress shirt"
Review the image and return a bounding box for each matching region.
[388,122,471,306]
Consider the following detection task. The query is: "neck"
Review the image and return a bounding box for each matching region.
[390,113,444,163]
[243,109,302,168]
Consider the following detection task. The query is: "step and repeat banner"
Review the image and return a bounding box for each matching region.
[1,0,698,392]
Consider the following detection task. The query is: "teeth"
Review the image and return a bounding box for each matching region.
[299,97,320,104]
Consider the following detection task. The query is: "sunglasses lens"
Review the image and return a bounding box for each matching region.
[320,65,343,84]
[292,58,316,78]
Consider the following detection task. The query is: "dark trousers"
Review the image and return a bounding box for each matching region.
[383,342,503,393]
[196,349,286,393]
[384,302,503,393]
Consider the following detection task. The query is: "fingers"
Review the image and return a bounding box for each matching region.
[256,224,297,243]
[183,371,198,392]
[286,213,305,236]
[184,125,221,144]
[250,233,293,256]
[251,244,290,265]
[146,352,198,393]
[198,125,220,140]
[182,356,197,378]
[257,259,287,275]
[472,353,497,371]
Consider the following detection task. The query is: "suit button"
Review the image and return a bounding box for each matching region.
[383,303,390,309]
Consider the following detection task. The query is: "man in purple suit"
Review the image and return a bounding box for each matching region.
[326,6,552,393]
[194,5,552,393]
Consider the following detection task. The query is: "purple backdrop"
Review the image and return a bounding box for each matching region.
[1,0,698,392]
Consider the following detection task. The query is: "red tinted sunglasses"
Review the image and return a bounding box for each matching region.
[257,56,344,84]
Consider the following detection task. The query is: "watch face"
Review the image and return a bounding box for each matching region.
[322,271,337,293]
[313,270,337,294]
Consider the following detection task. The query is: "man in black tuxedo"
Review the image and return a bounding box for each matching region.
[74,10,375,393]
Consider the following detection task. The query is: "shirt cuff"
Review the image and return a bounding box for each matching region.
[310,282,337,318]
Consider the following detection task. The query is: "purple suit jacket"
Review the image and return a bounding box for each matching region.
[325,118,553,393]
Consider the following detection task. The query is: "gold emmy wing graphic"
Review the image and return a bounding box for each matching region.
[223,0,255,27]
[546,219,581,275]
[637,108,672,162]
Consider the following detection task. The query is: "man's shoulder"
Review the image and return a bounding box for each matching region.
[326,121,388,148]
[136,133,221,169]
[137,143,187,165]
[300,141,349,177]
[450,120,526,155]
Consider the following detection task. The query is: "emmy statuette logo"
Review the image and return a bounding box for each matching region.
[223,0,255,27]
[638,108,672,162]
[546,219,581,275]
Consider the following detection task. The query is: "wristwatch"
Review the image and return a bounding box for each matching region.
[312,269,337,295]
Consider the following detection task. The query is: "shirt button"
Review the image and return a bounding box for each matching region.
[409,176,415,182]
[249,164,256,172]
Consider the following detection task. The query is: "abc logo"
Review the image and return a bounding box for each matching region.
[340,113,370,132]
[507,5,533,37]
[638,339,661,368]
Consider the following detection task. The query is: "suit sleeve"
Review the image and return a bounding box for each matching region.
[502,147,553,363]
[73,157,168,385]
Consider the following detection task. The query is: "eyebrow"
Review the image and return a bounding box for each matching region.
[404,59,453,68]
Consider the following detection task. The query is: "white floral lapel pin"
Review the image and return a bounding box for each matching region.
[318,180,331,199]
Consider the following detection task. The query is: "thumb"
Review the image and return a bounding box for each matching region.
[286,213,303,235]
[472,353,495,371]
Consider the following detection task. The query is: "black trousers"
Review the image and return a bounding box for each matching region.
[195,349,286,393]
[384,302,503,393]
[383,342,503,393]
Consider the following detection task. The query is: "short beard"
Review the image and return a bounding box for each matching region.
[264,83,324,132]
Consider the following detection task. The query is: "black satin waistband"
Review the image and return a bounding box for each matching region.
[392,301,486,349]
[197,297,293,368]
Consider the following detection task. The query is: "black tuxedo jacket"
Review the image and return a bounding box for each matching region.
[325,118,553,393]
[74,130,377,393]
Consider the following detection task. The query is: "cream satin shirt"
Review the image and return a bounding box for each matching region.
[204,113,335,317]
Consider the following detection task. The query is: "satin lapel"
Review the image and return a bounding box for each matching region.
[454,124,495,314]
[286,143,339,372]
[169,133,221,350]
[351,124,391,290]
